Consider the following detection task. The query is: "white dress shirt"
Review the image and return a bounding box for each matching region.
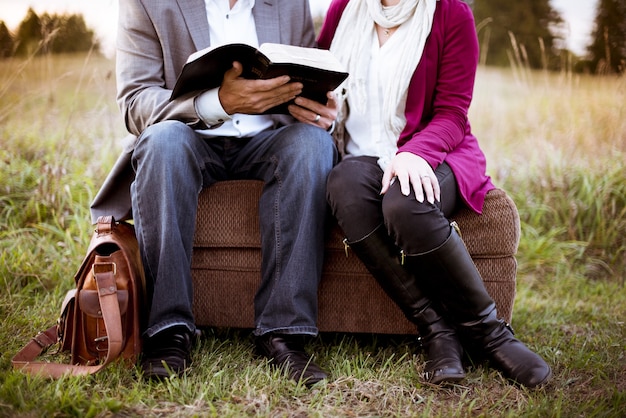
[195,0,275,137]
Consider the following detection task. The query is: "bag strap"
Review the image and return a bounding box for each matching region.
[12,263,125,378]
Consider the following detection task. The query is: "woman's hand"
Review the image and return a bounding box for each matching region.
[287,92,338,131]
[381,152,440,204]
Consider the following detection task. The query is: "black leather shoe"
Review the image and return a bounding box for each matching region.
[485,324,552,388]
[141,326,193,381]
[255,333,328,386]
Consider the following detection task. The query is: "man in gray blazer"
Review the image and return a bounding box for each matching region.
[92,0,338,385]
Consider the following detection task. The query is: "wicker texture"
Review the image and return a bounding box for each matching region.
[192,180,520,334]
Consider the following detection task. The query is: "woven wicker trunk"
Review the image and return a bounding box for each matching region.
[192,180,519,334]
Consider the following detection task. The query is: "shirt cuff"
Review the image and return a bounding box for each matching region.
[194,88,230,128]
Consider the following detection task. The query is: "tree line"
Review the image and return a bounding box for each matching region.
[471,0,625,74]
[0,8,97,58]
[1,2,624,74]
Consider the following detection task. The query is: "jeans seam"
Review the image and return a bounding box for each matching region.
[269,154,283,308]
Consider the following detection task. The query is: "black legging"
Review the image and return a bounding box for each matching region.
[326,155,460,254]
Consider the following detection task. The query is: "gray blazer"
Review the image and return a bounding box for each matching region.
[90,0,316,222]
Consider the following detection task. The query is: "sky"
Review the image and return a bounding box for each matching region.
[0,0,597,57]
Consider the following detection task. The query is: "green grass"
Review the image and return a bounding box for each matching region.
[1,53,625,417]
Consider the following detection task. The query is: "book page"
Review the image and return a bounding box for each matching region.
[258,43,346,73]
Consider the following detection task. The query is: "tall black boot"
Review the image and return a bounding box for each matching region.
[347,225,465,384]
[404,226,552,388]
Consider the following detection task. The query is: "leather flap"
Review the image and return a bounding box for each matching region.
[78,290,129,318]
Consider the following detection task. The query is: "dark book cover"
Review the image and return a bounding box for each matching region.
[170,43,348,114]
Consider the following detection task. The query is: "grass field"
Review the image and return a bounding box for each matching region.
[1,53,625,417]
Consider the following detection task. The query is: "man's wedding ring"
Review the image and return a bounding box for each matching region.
[314,114,321,122]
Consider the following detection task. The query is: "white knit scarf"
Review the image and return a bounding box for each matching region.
[330,0,436,154]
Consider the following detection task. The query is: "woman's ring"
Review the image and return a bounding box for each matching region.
[314,114,321,122]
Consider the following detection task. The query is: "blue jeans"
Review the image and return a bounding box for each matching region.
[131,121,337,338]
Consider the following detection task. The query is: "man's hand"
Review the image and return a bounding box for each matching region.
[287,92,338,131]
[218,61,304,114]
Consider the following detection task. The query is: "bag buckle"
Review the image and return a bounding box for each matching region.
[95,335,109,352]
[92,262,116,276]
[33,332,51,349]
[32,331,57,354]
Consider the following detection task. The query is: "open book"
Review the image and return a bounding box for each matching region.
[170,43,349,114]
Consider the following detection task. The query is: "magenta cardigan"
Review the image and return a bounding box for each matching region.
[317,0,494,214]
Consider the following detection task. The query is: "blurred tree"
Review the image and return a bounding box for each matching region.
[14,9,98,57]
[471,0,564,70]
[588,0,626,74]
[0,21,14,58]
[41,13,98,54]
[15,8,42,56]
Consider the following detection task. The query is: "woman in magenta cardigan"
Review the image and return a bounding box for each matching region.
[318,0,551,388]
